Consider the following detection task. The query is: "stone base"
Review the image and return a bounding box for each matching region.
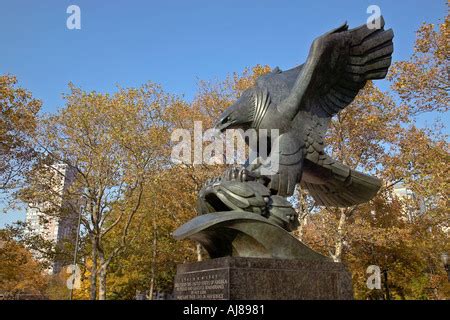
[173,257,353,300]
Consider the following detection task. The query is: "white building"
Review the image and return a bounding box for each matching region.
[392,183,427,219]
[25,163,78,274]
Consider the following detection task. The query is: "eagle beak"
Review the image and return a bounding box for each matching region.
[214,115,232,133]
[214,122,227,133]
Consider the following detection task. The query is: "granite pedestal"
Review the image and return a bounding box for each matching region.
[173,256,353,300]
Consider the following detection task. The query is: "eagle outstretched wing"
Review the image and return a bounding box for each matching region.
[278,16,394,119]
[263,17,393,202]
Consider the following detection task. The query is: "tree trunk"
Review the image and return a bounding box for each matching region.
[196,244,202,261]
[98,265,107,300]
[294,189,310,241]
[296,212,309,241]
[97,245,108,300]
[148,217,158,300]
[90,238,97,300]
[148,277,154,300]
[383,270,390,300]
[332,210,347,263]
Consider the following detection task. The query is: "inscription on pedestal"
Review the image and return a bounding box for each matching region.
[173,257,354,300]
[174,269,229,300]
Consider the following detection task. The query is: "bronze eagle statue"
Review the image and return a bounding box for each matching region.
[213,16,394,207]
[175,17,395,261]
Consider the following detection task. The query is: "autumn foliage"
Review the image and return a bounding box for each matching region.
[1,16,448,300]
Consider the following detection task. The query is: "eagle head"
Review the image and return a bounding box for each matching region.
[214,90,255,132]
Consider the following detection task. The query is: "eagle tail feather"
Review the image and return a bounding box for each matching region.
[301,158,381,207]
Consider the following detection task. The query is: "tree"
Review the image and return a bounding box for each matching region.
[301,14,449,299]
[0,75,41,197]
[0,229,48,299]
[20,83,177,300]
[100,170,197,299]
[388,15,448,114]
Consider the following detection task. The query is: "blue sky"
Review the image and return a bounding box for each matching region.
[0,0,447,226]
